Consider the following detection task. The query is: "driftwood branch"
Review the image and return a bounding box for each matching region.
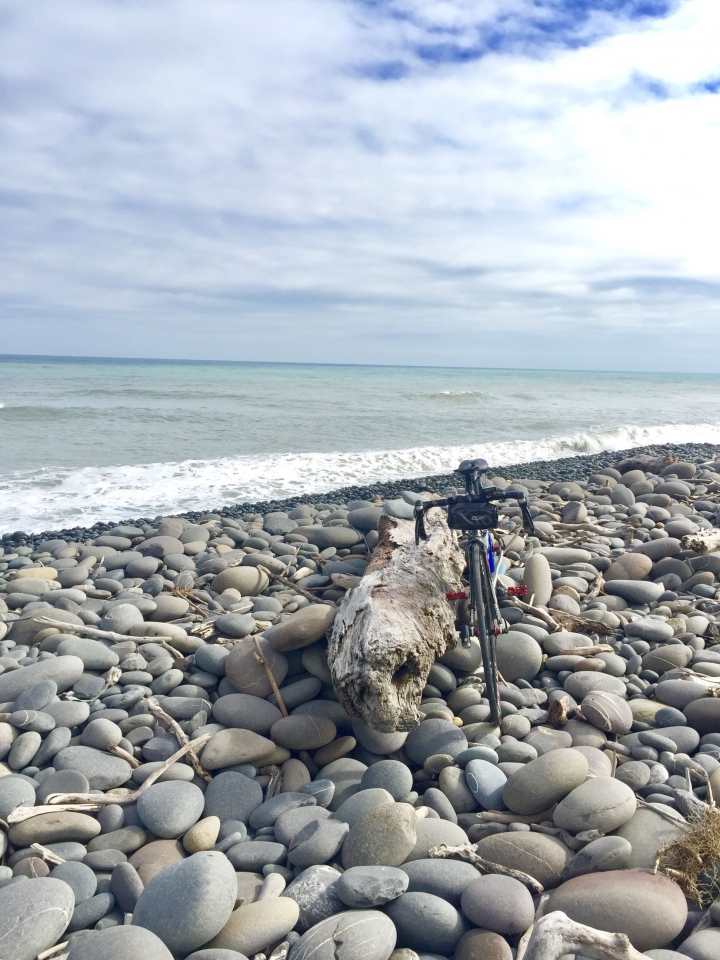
[256,566,336,607]
[147,697,211,782]
[253,637,288,717]
[428,842,544,895]
[328,511,465,731]
[6,735,212,821]
[521,910,646,960]
[34,617,183,660]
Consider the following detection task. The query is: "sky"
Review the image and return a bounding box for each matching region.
[0,0,719,370]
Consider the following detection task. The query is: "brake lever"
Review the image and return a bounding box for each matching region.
[520,501,536,536]
[414,503,428,544]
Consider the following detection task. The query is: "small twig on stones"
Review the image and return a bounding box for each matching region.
[264,765,282,800]
[30,843,65,865]
[477,807,556,825]
[107,745,140,769]
[428,842,544,895]
[252,636,288,717]
[7,735,212,820]
[147,697,212,782]
[37,943,69,960]
[257,565,336,607]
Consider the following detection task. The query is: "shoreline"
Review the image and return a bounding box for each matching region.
[3,441,719,546]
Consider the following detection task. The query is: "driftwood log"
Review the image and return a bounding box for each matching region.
[518,911,646,960]
[614,452,677,475]
[328,511,465,731]
[681,529,720,555]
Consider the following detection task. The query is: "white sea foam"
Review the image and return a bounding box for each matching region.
[1,421,719,533]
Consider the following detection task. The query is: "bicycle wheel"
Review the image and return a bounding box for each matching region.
[468,541,501,727]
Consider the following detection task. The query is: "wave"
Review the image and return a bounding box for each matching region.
[1,421,719,533]
[427,390,495,399]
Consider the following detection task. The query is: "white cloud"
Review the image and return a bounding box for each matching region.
[0,0,718,368]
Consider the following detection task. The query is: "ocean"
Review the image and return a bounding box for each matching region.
[2,355,720,534]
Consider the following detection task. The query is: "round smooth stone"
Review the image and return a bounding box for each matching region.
[560,836,633,882]
[614,806,689,869]
[316,759,368,811]
[270,715,336,751]
[287,819,349,868]
[351,721,408,756]
[335,866,408,908]
[264,605,337,652]
[214,613,256,639]
[406,818,468,861]
[545,869,687,952]
[284,864,344,933]
[464,760,507,811]
[0,876,76,960]
[49,861,97,904]
[341,803,417,869]
[684,698,720,734]
[206,898,299,955]
[675,929,720,960]
[475,833,571,890]
[66,924,174,959]
[460,874,534,935]
[405,720,467,765]
[385,892,467,955]
[0,775,36,820]
[553,777,636,833]
[201,730,275,770]
[502,749,588,815]
[455,929,512,960]
[137,782,205,838]
[496,632,543,682]
[580,691,633,734]
[211,694,282,735]
[522,554,552,606]
[132,851,238,955]
[360,760,413,800]
[564,673,626,700]
[333,789,395,828]
[402,858,480,906]
[110,862,144,912]
[54,746,132,791]
[57,637,120,670]
[290,909,395,960]
[604,580,664,605]
[37,771,90,804]
[203,772,263,826]
[224,638,287,697]
[9,812,101,847]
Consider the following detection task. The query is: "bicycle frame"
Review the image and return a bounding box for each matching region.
[414,459,536,729]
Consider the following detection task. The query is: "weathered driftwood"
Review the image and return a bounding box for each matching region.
[429,842,544,895]
[682,529,720,555]
[328,511,464,731]
[519,910,646,960]
[614,452,677,475]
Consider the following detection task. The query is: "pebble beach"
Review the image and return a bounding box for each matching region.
[2,442,720,959]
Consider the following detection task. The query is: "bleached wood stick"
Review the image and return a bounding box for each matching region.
[6,735,211,821]
[428,842,544,895]
[34,617,183,659]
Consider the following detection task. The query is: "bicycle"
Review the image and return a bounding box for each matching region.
[414,457,536,727]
